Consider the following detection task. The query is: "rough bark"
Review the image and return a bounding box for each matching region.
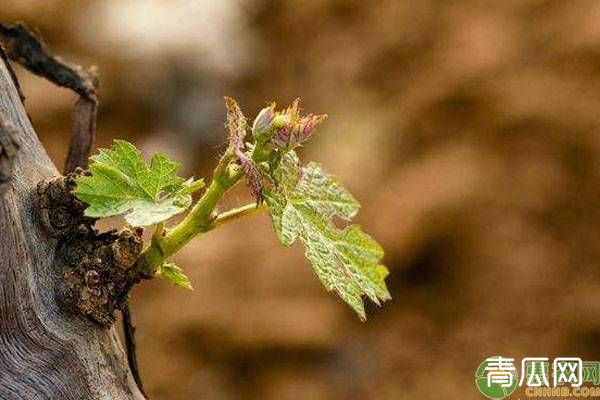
[0,53,144,399]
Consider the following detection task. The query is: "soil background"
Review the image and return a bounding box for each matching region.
[4,1,600,399]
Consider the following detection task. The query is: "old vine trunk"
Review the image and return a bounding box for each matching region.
[0,54,144,398]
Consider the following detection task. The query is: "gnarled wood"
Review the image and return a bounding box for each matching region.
[0,53,143,399]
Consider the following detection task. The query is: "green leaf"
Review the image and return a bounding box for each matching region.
[74,140,204,226]
[157,262,193,290]
[264,151,390,320]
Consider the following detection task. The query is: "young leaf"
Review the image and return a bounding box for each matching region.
[74,140,204,227]
[264,151,390,320]
[157,262,193,290]
[270,99,327,151]
[225,97,263,202]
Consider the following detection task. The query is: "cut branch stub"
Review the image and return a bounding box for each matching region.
[0,22,100,174]
[0,22,98,101]
[65,96,98,173]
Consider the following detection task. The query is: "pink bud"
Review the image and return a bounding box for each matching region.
[251,103,276,140]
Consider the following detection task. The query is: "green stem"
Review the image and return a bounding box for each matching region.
[136,136,272,277]
[135,154,238,275]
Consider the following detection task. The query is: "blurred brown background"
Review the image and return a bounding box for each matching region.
[4,1,600,399]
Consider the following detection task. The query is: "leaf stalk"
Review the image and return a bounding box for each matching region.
[213,203,267,227]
